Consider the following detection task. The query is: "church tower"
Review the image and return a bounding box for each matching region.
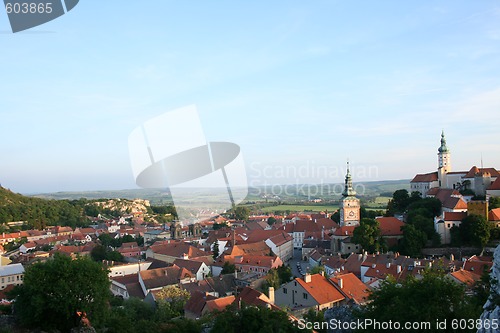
[339,162,360,227]
[438,131,451,187]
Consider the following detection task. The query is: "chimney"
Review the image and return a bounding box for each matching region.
[268,287,275,304]
[320,271,325,277]
[397,265,402,274]
[386,262,391,269]
[338,278,343,289]
[304,273,312,283]
[450,254,455,261]
[181,253,189,260]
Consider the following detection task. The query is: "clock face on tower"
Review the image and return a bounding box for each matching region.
[345,208,358,221]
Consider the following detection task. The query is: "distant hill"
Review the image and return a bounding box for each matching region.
[29,179,411,204]
[0,186,85,228]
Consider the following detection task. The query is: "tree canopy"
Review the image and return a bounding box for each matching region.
[352,218,386,253]
[452,214,491,249]
[356,270,481,332]
[385,189,421,216]
[13,253,111,331]
[399,224,427,257]
[210,305,304,333]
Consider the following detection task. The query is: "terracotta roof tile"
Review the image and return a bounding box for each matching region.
[488,177,500,190]
[450,269,481,287]
[333,226,356,236]
[489,208,500,221]
[376,217,404,236]
[205,295,236,312]
[296,274,345,305]
[411,172,438,183]
[444,212,467,221]
[184,291,217,316]
[464,166,500,178]
[139,265,194,290]
[330,273,370,305]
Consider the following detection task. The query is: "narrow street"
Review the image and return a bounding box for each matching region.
[288,248,311,278]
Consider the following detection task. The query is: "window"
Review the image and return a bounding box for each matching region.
[294,282,297,287]
[283,288,287,294]
[303,293,308,300]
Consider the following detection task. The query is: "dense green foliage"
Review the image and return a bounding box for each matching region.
[264,265,293,291]
[399,224,427,256]
[385,189,421,215]
[103,296,202,333]
[13,253,111,331]
[221,261,236,274]
[267,216,277,225]
[212,241,219,260]
[98,233,137,248]
[490,196,500,210]
[386,189,443,254]
[150,205,177,217]
[210,304,304,333]
[90,244,124,262]
[451,214,491,249]
[355,270,483,332]
[352,218,386,253]
[0,187,86,228]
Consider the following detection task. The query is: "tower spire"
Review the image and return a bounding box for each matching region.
[438,130,449,153]
[342,161,356,197]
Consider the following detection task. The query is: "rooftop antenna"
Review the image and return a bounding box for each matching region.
[481,153,484,170]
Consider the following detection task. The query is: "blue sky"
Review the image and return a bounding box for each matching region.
[1,1,500,193]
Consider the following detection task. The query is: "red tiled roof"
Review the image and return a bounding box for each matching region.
[316,218,339,230]
[330,273,370,305]
[184,291,217,316]
[227,241,270,257]
[235,255,282,269]
[0,285,16,301]
[236,286,275,309]
[333,226,356,237]
[267,231,293,247]
[489,208,500,221]
[139,265,194,290]
[244,229,285,243]
[205,295,236,312]
[376,217,404,236]
[173,259,204,274]
[444,212,467,222]
[293,219,320,233]
[411,172,438,183]
[488,177,500,191]
[463,259,492,274]
[444,197,468,210]
[464,166,500,179]
[296,274,345,305]
[450,269,481,287]
[149,242,209,258]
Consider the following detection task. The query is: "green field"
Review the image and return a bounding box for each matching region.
[260,205,338,213]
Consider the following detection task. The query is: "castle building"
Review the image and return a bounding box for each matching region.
[339,163,360,227]
[411,131,499,198]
